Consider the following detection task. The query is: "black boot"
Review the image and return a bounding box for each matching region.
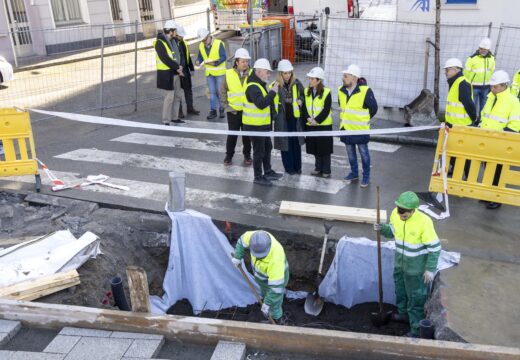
[207,110,218,120]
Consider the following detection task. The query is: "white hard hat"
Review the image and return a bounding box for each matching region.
[306,67,325,80]
[277,59,293,72]
[342,64,361,78]
[164,20,177,30]
[176,25,186,37]
[489,70,510,85]
[479,37,492,50]
[197,28,210,41]
[234,48,251,60]
[253,58,272,71]
[444,58,463,69]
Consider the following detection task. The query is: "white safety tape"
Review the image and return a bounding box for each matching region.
[31,109,442,138]
[36,158,65,187]
[52,174,130,192]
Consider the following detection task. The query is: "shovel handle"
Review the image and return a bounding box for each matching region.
[376,186,384,314]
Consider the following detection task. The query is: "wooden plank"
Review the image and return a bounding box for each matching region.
[126,266,150,313]
[0,300,518,360]
[279,201,387,224]
[0,270,79,298]
[13,279,81,301]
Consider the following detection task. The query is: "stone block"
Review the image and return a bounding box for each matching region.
[137,213,170,233]
[123,339,164,358]
[59,327,112,338]
[64,337,132,360]
[210,341,246,360]
[0,320,21,346]
[43,335,81,354]
[10,352,65,360]
[110,331,163,340]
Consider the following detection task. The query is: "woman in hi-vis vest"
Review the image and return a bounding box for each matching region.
[302,67,333,178]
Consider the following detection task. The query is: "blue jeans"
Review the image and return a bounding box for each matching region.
[473,86,490,121]
[207,75,224,111]
[346,143,370,181]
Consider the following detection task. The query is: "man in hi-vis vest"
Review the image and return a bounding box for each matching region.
[196,28,227,120]
[154,20,184,125]
[444,58,476,127]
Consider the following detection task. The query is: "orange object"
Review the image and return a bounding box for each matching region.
[263,15,296,63]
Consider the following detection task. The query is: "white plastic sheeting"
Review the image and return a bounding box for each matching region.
[0,230,101,287]
[323,17,489,109]
[150,209,259,315]
[318,236,460,309]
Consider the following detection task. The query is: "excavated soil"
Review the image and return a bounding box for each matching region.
[0,191,407,336]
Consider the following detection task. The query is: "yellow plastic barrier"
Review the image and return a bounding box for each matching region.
[0,108,41,192]
[429,125,520,206]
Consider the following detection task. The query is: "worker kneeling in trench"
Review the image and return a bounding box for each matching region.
[375,191,441,338]
[232,230,289,325]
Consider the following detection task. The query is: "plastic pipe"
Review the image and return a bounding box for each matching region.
[419,319,435,339]
[110,276,130,311]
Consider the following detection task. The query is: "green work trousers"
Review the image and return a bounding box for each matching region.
[394,267,428,336]
[256,268,289,320]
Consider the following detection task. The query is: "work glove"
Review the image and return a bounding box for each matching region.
[423,271,435,284]
[373,223,382,232]
[261,303,270,318]
[231,257,241,268]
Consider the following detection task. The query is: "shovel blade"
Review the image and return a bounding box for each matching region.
[370,310,392,327]
[304,292,324,316]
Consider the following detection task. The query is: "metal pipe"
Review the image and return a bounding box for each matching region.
[168,171,186,212]
[423,37,430,89]
[206,8,211,32]
[317,11,323,68]
[322,14,329,68]
[100,24,105,116]
[134,20,138,112]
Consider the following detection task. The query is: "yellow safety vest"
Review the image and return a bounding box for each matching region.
[445,76,473,126]
[480,90,520,131]
[268,82,301,118]
[464,54,495,86]
[304,87,332,126]
[225,68,251,111]
[242,82,271,126]
[154,39,176,71]
[512,70,520,100]
[240,231,288,288]
[199,38,226,77]
[338,85,370,131]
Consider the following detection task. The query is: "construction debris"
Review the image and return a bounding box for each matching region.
[0,270,80,301]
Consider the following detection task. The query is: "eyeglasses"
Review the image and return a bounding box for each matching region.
[397,207,411,215]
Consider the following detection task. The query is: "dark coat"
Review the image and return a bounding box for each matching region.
[302,88,333,156]
[178,38,194,90]
[243,72,277,132]
[155,32,180,91]
[338,80,378,145]
[447,71,477,124]
[273,79,305,151]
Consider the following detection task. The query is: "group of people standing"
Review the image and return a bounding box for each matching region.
[217,46,378,187]
[443,37,520,209]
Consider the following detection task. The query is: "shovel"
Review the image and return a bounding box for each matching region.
[370,186,392,327]
[232,253,276,325]
[304,220,333,316]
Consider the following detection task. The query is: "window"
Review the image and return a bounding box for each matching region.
[446,0,477,4]
[51,0,83,25]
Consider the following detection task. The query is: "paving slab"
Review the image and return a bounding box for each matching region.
[110,331,163,340]
[0,320,21,346]
[0,350,15,359]
[64,337,132,360]
[10,352,65,360]
[59,327,112,338]
[43,335,81,354]
[210,341,246,360]
[123,339,164,358]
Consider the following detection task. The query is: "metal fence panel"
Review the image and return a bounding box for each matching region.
[495,24,520,79]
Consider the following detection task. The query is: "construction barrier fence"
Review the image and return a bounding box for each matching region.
[429,125,520,207]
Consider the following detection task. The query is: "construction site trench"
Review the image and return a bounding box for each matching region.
[0,190,412,338]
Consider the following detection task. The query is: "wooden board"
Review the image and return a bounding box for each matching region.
[0,270,79,299]
[126,266,150,313]
[13,279,81,301]
[279,201,387,224]
[0,299,518,360]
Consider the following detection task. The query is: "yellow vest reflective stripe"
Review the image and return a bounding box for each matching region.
[154,39,176,71]
[242,82,271,126]
[512,71,520,99]
[304,87,332,126]
[464,55,495,86]
[226,68,250,111]
[268,82,301,118]
[445,77,473,126]
[338,85,370,130]
[241,231,288,285]
[199,38,226,77]
[480,90,519,131]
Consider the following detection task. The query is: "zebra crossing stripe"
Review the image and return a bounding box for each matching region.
[54,149,346,194]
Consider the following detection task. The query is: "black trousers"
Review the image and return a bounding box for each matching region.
[225,111,251,158]
[251,136,273,178]
[315,155,331,174]
[182,74,194,110]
